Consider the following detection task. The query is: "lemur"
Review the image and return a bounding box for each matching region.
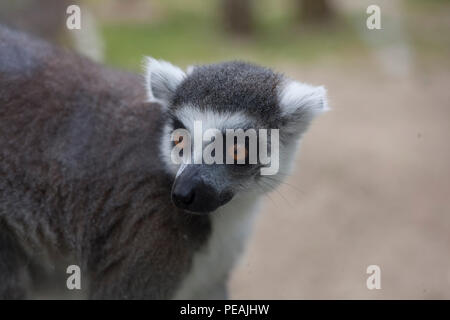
[0,25,328,299]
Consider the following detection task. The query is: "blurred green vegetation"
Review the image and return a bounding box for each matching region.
[100,0,364,71]
[99,0,450,71]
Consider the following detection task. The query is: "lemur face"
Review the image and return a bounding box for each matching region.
[145,59,328,214]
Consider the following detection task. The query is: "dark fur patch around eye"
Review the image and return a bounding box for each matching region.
[172,117,185,130]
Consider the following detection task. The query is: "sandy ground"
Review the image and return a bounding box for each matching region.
[229,57,450,299]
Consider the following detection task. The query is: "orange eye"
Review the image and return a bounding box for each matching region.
[174,135,185,148]
[228,143,248,162]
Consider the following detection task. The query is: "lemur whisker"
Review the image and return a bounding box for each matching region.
[261,176,305,196]
[258,178,295,209]
[256,181,277,208]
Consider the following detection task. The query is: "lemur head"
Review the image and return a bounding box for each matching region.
[145,58,328,214]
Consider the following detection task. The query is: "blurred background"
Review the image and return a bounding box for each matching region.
[1,0,449,299]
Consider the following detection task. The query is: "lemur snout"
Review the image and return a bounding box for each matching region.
[171,166,233,213]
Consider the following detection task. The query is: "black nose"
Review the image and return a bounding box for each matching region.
[172,184,196,207]
[171,171,233,213]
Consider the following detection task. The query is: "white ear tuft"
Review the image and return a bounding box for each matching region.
[186,65,196,75]
[278,80,328,136]
[279,81,329,117]
[144,57,186,107]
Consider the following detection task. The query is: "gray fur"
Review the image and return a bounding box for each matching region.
[172,61,283,126]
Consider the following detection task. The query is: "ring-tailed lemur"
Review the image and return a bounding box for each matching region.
[0,26,327,299]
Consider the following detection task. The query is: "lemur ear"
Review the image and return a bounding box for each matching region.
[278,80,329,136]
[145,57,186,107]
[186,65,196,75]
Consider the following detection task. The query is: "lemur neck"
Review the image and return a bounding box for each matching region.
[172,193,262,299]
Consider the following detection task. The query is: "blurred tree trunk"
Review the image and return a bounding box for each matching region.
[297,0,334,24]
[221,0,253,36]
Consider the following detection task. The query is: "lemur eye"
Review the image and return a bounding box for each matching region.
[174,135,185,148]
[228,143,248,162]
